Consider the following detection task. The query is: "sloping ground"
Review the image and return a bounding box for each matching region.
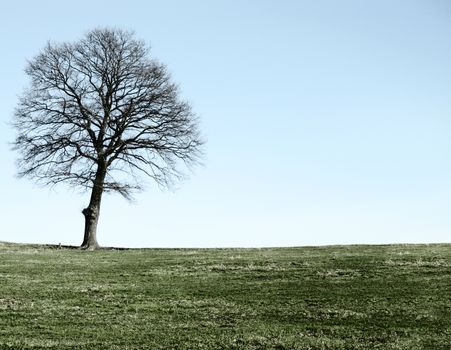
[0,242,450,349]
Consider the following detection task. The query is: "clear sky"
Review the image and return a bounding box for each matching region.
[1,0,450,247]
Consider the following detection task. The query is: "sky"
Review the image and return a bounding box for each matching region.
[1,0,450,248]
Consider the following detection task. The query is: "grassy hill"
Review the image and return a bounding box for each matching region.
[0,242,450,349]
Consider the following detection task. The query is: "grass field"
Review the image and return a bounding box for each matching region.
[0,242,450,349]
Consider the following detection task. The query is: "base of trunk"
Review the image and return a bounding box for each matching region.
[81,207,100,250]
[80,243,100,250]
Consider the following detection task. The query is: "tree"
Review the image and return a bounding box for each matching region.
[13,28,203,249]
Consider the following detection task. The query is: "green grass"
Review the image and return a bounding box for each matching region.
[0,242,450,349]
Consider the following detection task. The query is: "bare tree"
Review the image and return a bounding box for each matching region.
[13,28,204,249]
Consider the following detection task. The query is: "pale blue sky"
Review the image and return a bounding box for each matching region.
[1,0,450,247]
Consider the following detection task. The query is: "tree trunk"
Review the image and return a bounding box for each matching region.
[81,164,106,250]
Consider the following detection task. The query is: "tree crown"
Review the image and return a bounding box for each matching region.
[14,28,203,198]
